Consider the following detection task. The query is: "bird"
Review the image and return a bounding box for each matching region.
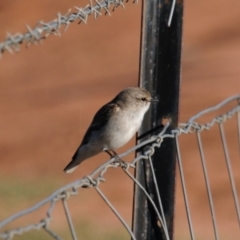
[63,87,157,173]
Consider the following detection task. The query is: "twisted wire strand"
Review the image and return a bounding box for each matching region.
[0,0,136,57]
[0,94,239,239]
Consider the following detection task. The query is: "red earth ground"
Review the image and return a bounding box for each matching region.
[0,0,240,239]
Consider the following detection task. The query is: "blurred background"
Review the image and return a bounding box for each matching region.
[0,0,239,239]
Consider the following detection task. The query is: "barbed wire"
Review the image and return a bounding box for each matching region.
[0,94,239,240]
[0,0,179,58]
[0,0,136,57]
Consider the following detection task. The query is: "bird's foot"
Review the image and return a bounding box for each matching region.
[112,155,128,169]
[104,149,127,169]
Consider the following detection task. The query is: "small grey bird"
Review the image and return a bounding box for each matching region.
[64,87,156,173]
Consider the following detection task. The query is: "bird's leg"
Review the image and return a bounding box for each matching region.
[112,150,119,157]
[104,149,115,158]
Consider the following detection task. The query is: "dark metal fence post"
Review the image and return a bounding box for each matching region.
[132,0,183,239]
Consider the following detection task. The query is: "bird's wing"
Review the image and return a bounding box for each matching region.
[81,102,119,145]
[71,102,120,161]
[65,103,119,172]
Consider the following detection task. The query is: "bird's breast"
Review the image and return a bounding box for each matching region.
[103,108,146,150]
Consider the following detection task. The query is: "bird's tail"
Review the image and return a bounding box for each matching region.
[63,147,82,173]
[63,159,80,173]
[64,143,102,173]
[64,144,99,173]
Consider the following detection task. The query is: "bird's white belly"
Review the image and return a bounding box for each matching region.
[104,110,145,150]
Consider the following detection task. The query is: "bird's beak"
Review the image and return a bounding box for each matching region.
[150,98,158,102]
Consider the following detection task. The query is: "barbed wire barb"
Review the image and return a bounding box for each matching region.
[75,7,89,24]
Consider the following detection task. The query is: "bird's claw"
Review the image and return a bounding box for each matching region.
[111,155,128,169]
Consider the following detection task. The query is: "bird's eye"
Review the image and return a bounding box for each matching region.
[141,97,147,101]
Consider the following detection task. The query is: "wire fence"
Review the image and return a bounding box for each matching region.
[0,1,239,239]
[0,94,239,240]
